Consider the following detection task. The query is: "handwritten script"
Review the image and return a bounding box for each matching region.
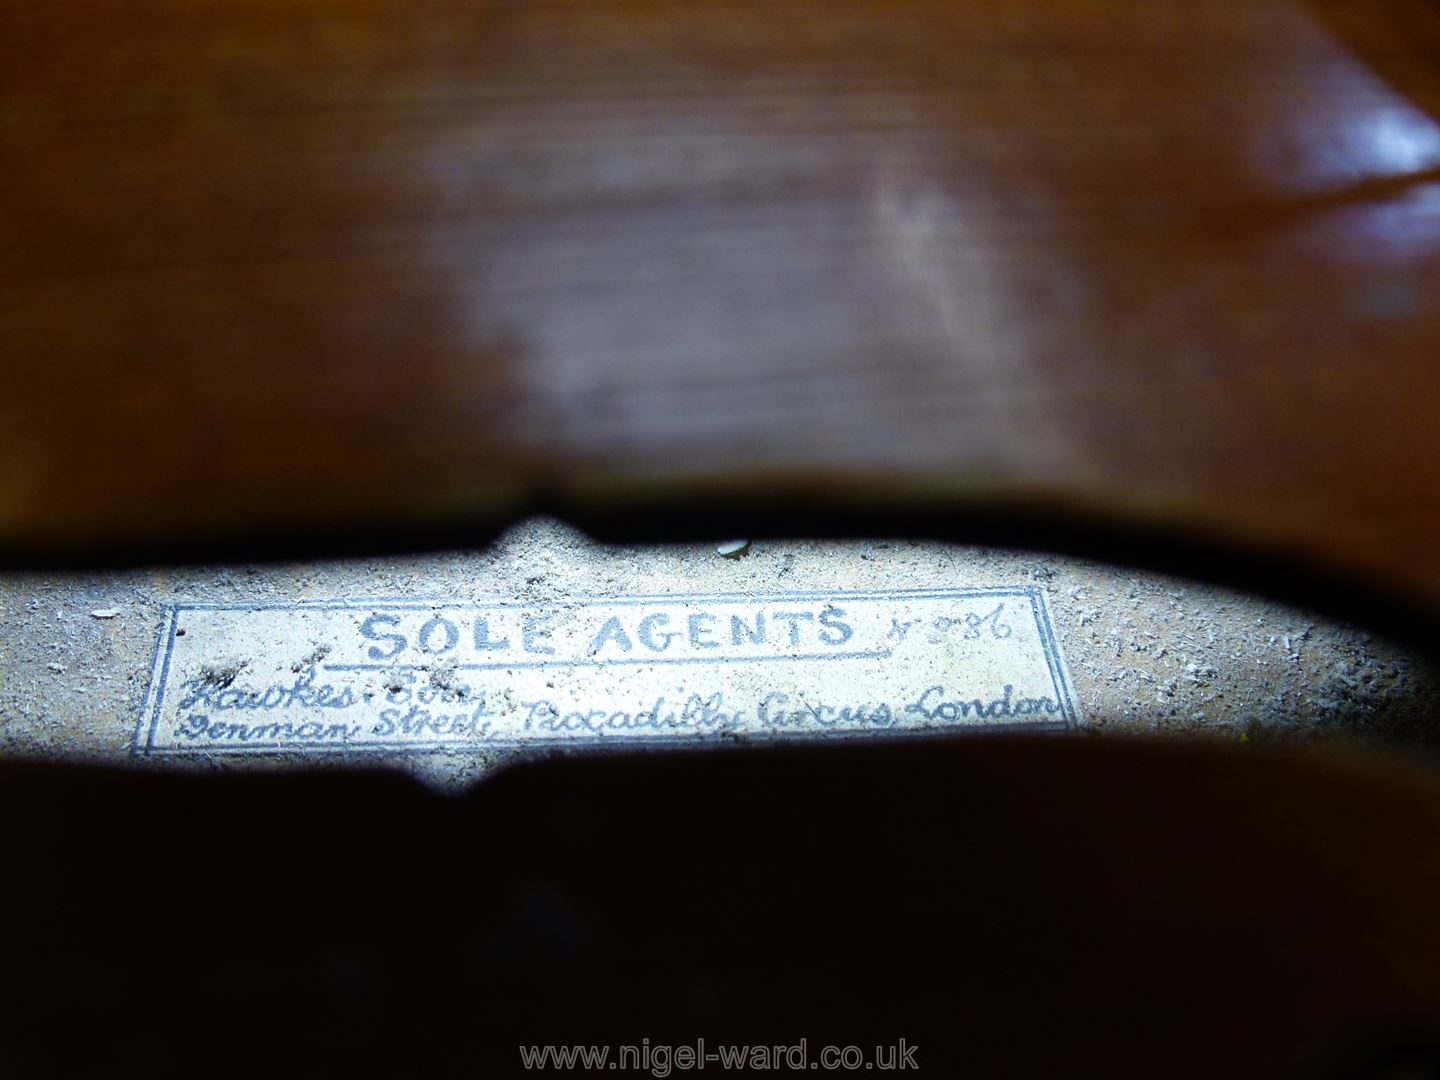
[136,589,1080,756]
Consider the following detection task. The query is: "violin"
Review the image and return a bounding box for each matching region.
[4,2,1440,1075]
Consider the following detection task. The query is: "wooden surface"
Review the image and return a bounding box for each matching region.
[4,0,1440,606]
[8,736,1440,1076]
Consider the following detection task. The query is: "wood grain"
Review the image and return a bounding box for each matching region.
[3,0,1440,607]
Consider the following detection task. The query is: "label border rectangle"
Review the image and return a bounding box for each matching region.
[134,586,1080,757]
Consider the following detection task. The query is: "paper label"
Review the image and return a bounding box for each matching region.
[135,588,1079,756]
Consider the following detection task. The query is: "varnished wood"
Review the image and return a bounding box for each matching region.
[3,0,1440,606]
[8,737,1440,1075]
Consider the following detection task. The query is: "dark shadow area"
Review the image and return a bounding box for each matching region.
[7,734,1440,1076]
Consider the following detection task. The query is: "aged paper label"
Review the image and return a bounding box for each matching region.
[136,588,1079,756]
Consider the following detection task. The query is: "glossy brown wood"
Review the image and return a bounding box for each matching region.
[3,0,1440,602]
